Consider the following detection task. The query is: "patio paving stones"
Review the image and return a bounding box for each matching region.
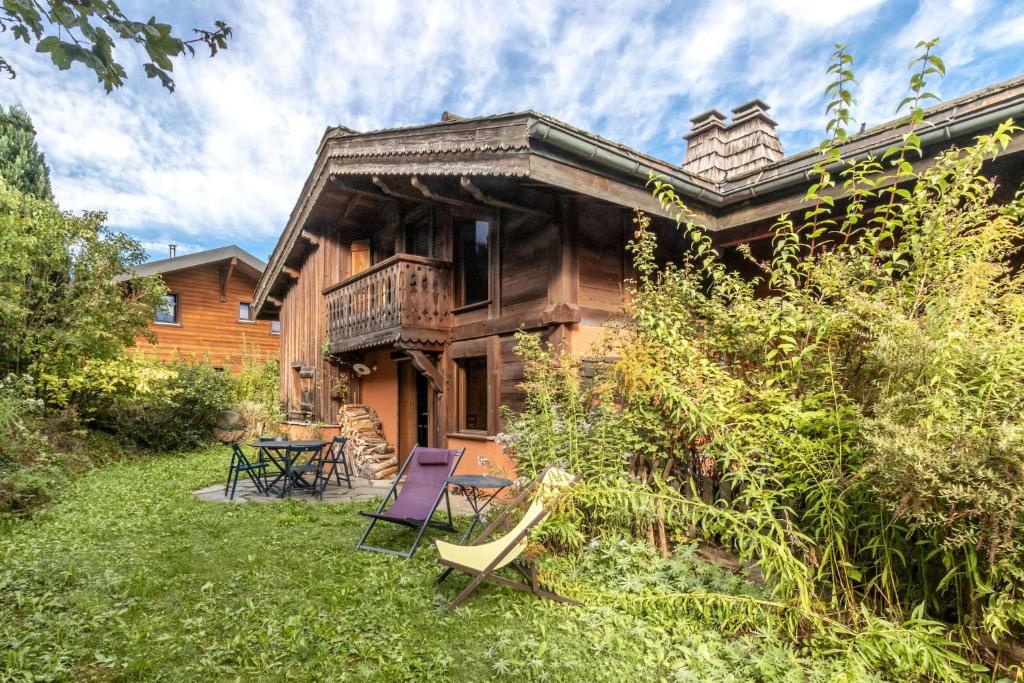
[193,477,475,515]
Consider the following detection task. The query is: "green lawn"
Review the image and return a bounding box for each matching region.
[0,448,861,681]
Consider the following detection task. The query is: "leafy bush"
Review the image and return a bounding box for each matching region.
[0,373,44,449]
[58,355,232,452]
[500,333,636,549]
[231,344,282,438]
[232,344,280,409]
[125,359,233,451]
[0,371,135,516]
[0,180,165,384]
[111,359,231,452]
[504,40,1024,679]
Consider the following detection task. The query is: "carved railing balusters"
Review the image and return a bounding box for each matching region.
[324,254,452,352]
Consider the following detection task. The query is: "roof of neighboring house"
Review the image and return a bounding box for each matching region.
[254,76,1024,313]
[117,245,266,282]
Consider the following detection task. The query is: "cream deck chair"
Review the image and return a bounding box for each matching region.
[434,465,581,609]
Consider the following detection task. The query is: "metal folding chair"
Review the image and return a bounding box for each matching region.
[225,442,269,500]
[315,436,352,498]
[281,442,325,498]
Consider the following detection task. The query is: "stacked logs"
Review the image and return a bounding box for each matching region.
[338,404,398,480]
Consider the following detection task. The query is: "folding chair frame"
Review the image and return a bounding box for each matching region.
[435,465,582,610]
[356,444,464,559]
[280,443,324,499]
[225,442,269,500]
[315,436,352,498]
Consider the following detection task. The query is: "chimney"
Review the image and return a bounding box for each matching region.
[683,99,783,183]
[682,109,729,183]
[168,244,177,258]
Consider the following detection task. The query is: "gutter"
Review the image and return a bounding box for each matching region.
[530,99,1024,211]
[529,121,723,207]
[722,99,1024,201]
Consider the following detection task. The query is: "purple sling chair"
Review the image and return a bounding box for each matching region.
[356,444,464,558]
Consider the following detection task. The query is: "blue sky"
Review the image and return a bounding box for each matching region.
[4,0,1024,263]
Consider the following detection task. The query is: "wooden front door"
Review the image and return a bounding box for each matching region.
[398,360,431,463]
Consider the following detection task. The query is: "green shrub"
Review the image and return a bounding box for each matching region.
[108,359,232,452]
[0,373,48,463]
[232,344,283,438]
[57,355,232,452]
[505,41,1023,679]
[233,344,280,409]
[0,180,165,382]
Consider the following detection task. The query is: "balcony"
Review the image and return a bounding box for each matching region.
[324,254,452,354]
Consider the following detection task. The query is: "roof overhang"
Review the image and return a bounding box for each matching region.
[255,77,1024,316]
[118,245,266,282]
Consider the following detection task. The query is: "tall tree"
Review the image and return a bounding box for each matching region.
[0,182,165,380]
[0,2,231,93]
[0,104,52,200]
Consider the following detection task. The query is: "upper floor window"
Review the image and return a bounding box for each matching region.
[454,217,490,307]
[155,293,179,324]
[239,302,253,322]
[271,319,281,335]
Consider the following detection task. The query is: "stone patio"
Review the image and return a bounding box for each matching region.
[194,476,475,515]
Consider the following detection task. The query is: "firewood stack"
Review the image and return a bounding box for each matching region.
[338,404,398,480]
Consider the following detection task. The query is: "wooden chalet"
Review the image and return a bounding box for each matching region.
[254,77,1024,476]
[123,245,279,371]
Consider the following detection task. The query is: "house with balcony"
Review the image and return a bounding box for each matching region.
[253,78,1024,475]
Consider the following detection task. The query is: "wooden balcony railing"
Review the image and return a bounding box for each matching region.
[323,254,452,353]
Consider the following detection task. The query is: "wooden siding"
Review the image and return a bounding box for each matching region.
[577,202,629,323]
[279,232,349,421]
[500,211,554,316]
[133,264,278,371]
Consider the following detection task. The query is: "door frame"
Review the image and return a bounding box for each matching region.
[397,358,434,462]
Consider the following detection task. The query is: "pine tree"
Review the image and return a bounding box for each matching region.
[0,105,53,201]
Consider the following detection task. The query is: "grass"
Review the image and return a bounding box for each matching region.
[0,447,866,681]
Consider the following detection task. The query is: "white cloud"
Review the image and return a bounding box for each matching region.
[2,0,1021,259]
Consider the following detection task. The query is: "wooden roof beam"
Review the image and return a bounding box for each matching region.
[459,177,550,216]
[300,229,320,246]
[372,175,398,198]
[409,175,434,200]
[406,349,443,393]
[218,256,237,302]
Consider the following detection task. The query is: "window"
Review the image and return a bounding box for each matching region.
[155,293,178,324]
[459,356,488,432]
[454,217,489,306]
[238,302,253,322]
[270,319,281,335]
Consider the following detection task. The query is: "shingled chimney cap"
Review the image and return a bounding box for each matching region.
[732,98,771,115]
[689,108,727,126]
[731,99,777,125]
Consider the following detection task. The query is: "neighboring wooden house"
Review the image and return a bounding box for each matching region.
[253,78,1024,475]
[123,245,280,371]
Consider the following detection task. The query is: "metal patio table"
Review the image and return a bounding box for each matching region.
[248,439,327,498]
[446,474,514,543]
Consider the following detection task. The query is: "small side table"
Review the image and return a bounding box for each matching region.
[447,474,513,543]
